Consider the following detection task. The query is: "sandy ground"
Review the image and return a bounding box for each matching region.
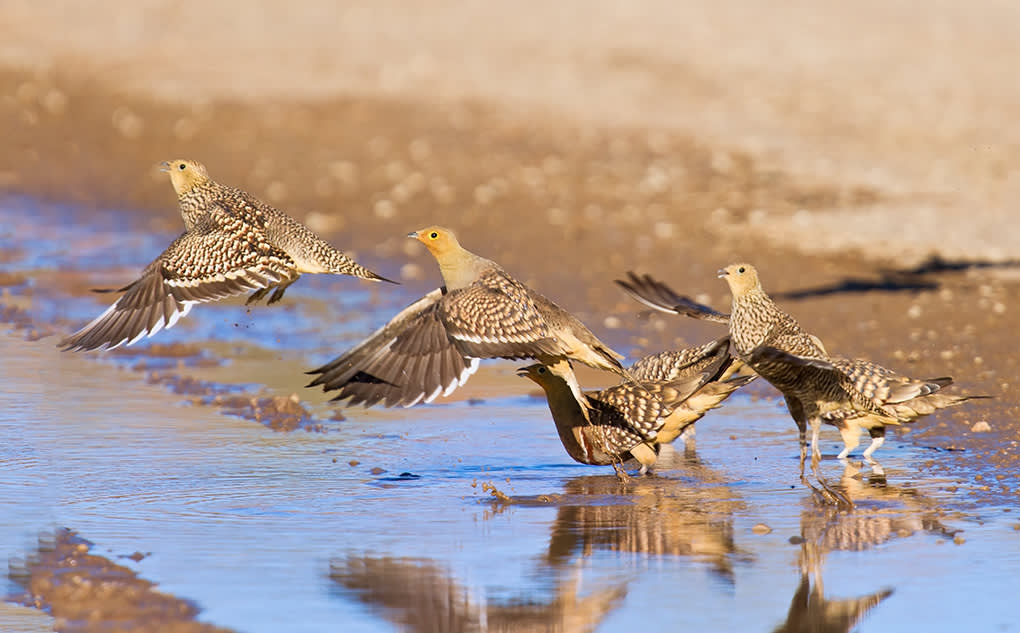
[3,0,1019,263]
[1,5,1017,477]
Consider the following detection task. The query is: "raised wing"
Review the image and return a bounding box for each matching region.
[615,272,730,323]
[440,269,563,360]
[60,213,294,352]
[306,289,479,408]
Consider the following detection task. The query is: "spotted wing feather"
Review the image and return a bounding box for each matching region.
[59,212,294,352]
[440,269,563,359]
[306,289,479,407]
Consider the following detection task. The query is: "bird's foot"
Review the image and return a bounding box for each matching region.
[810,462,853,509]
[246,287,271,305]
[612,462,633,483]
[865,456,885,477]
[266,279,296,305]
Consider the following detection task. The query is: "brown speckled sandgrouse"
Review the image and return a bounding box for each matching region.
[307,226,631,409]
[59,159,392,352]
[519,336,753,473]
[618,266,984,504]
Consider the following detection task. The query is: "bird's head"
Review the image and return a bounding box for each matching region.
[517,363,558,388]
[408,226,461,258]
[717,262,761,297]
[160,159,210,195]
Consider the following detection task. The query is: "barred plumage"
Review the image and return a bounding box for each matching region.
[519,339,752,472]
[60,159,392,352]
[617,266,984,461]
[308,226,629,408]
[751,347,985,459]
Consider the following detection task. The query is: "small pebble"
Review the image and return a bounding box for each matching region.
[971,421,991,433]
[370,466,385,475]
[953,535,966,545]
[751,523,772,535]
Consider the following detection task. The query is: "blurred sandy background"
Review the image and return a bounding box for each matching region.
[3,0,1019,264]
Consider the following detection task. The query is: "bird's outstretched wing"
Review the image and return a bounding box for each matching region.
[615,272,731,323]
[306,289,480,408]
[440,269,564,360]
[59,213,294,352]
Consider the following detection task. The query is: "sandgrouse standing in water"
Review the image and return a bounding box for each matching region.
[617,266,983,465]
[60,159,392,352]
[520,336,753,473]
[308,226,632,409]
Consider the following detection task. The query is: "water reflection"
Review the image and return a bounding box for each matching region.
[540,446,746,583]
[329,446,749,631]
[775,462,957,633]
[329,555,626,633]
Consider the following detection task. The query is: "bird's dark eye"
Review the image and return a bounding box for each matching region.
[178,163,186,171]
[537,367,546,374]
[429,232,438,239]
[738,266,745,273]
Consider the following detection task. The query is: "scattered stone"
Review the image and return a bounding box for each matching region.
[953,535,966,545]
[751,523,772,535]
[370,467,386,475]
[971,421,991,433]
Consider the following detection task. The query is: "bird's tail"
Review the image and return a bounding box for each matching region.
[683,374,756,417]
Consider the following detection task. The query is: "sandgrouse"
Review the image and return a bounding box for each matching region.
[307,226,631,408]
[60,159,391,352]
[519,336,753,472]
[618,266,982,463]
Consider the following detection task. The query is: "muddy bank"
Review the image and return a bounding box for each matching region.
[7,528,236,633]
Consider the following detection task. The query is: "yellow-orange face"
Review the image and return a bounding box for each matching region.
[408,225,459,255]
[160,159,210,195]
[717,262,761,297]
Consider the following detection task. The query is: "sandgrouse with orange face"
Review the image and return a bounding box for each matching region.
[308,226,632,408]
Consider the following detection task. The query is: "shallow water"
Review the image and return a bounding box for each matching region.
[2,199,1019,632]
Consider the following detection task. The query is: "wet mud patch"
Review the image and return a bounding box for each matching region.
[110,342,225,373]
[144,371,329,432]
[7,528,236,633]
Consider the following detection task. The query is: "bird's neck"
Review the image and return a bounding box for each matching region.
[540,380,597,464]
[729,287,778,353]
[437,250,496,290]
[177,184,215,231]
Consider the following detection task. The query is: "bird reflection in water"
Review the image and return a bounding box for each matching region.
[774,461,959,633]
[329,555,626,633]
[329,446,747,631]
[540,446,747,584]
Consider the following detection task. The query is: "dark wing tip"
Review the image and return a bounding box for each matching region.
[616,272,730,322]
[374,273,400,285]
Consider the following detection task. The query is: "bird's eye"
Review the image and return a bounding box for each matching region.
[538,367,546,374]
[429,232,438,239]
[178,163,186,171]
[738,266,745,273]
